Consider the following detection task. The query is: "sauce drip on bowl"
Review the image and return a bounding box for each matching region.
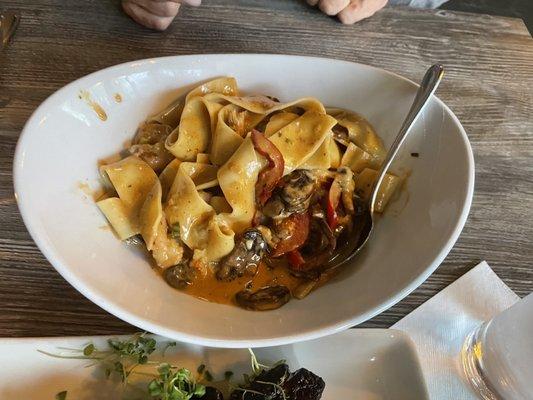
[79,90,108,121]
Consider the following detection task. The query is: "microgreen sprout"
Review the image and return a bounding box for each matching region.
[162,341,177,357]
[41,333,204,400]
[147,363,206,400]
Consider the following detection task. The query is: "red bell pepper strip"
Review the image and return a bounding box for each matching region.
[327,178,342,229]
[287,250,306,269]
[251,129,285,206]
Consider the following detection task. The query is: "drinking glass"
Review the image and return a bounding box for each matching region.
[461,292,533,399]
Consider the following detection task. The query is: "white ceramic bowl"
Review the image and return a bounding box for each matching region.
[13,54,474,348]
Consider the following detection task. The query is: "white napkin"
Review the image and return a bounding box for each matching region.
[392,261,520,399]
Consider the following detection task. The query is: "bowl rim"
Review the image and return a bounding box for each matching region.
[13,54,475,348]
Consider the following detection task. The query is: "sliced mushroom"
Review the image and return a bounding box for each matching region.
[216,229,269,282]
[130,142,175,173]
[164,263,195,290]
[331,124,350,146]
[281,170,315,213]
[133,122,171,145]
[235,285,291,311]
[263,170,316,219]
[129,122,174,173]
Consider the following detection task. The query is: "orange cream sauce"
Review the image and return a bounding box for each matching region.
[181,261,303,306]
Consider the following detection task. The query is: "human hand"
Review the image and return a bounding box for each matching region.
[122,0,201,31]
[307,0,387,24]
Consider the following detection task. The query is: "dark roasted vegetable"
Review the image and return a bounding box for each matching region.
[255,363,291,384]
[229,364,289,400]
[216,229,269,282]
[235,285,291,311]
[229,363,325,400]
[164,263,195,290]
[282,368,326,400]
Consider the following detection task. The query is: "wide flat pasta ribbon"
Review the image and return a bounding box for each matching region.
[328,107,386,162]
[267,111,337,175]
[97,156,160,240]
[96,155,188,268]
[164,78,238,161]
[217,136,262,234]
[209,97,327,166]
[165,163,234,261]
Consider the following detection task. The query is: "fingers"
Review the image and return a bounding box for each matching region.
[180,0,202,6]
[138,0,201,6]
[337,0,388,24]
[122,1,178,30]
[130,0,180,17]
[122,0,202,31]
[308,0,387,24]
[318,0,350,16]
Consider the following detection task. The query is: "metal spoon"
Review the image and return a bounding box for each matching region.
[324,64,445,270]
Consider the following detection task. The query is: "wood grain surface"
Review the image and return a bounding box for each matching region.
[0,0,532,337]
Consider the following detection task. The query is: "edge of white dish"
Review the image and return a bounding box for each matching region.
[13,54,475,348]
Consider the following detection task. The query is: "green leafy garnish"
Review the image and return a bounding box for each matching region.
[162,341,177,357]
[148,363,205,400]
[108,333,156,365]
[42,334,206,400]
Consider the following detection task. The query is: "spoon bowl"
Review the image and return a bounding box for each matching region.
[325,64,445,271]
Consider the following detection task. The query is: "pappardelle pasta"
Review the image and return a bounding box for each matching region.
[97,78,401,310]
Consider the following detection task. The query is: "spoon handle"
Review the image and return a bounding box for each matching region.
[369,64,444,214]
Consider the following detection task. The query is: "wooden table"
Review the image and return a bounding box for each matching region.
[1,0,532,337]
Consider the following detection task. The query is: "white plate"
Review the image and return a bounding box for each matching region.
[0,329,429,400]
[13,54,474,348]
